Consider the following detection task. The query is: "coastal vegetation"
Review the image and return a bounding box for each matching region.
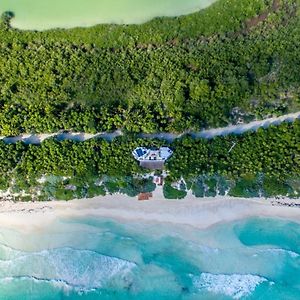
[0,0,299,135]
[167,121,299,180]
[0,120,298,200]
[0,0,299,200]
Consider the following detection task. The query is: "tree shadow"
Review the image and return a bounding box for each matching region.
[1,11,15,29]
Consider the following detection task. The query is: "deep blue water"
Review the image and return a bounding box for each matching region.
[0,216,299,299]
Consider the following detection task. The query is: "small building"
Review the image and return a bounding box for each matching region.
[132,146,173,169]
[138,192,153,201]
[153,175,163,186]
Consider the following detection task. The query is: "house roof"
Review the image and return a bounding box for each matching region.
[132,146,173,162]
[138,192,153,200]
[160,147,173,160]
[140,160,164,170]
[136,148,144,157]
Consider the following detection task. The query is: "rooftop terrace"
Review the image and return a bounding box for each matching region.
[132,146,173,169]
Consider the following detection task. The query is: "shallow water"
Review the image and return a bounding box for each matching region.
[0,0,216,30]
[0,216,299,299]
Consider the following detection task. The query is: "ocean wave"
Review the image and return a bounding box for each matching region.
[0,247,136,290]
[259,248,300,258]
[0,243,25,261]
[192,273,271,299]
[0,275,94,293]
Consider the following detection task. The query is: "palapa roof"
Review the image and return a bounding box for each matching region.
[140,160,164,170]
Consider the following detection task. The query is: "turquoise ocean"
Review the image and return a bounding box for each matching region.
[0,216,299,299]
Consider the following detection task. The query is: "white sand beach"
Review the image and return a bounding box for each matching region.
[0,187,299,232]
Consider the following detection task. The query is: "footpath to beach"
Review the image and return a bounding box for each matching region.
[0,111,299,144]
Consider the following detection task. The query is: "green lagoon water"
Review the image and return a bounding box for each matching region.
[0,216,299,299]
[0,0,217,30]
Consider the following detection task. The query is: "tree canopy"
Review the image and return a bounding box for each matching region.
[0,0,299,135]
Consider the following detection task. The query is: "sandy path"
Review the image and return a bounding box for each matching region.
[0,112,299,144]
[194,111,300,139]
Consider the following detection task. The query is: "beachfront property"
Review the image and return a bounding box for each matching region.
[132,147,173,169]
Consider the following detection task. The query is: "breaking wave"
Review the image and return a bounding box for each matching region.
[0,245,136,291]
[0,217,299,299]
[192,273,271,299]
[260,248,300,258]
[0,276,79,292]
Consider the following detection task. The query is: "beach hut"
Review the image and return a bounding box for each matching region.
[138,192,153,201]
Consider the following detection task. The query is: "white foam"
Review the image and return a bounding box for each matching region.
[261,248,300,258]
[0,276,75,292]
[0,247,136,290]
[192,273,269,299]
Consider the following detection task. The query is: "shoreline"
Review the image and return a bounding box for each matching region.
[0,188,299,232]
[1,0,216,31]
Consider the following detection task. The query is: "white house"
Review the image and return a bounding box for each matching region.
[132,147,173,161]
